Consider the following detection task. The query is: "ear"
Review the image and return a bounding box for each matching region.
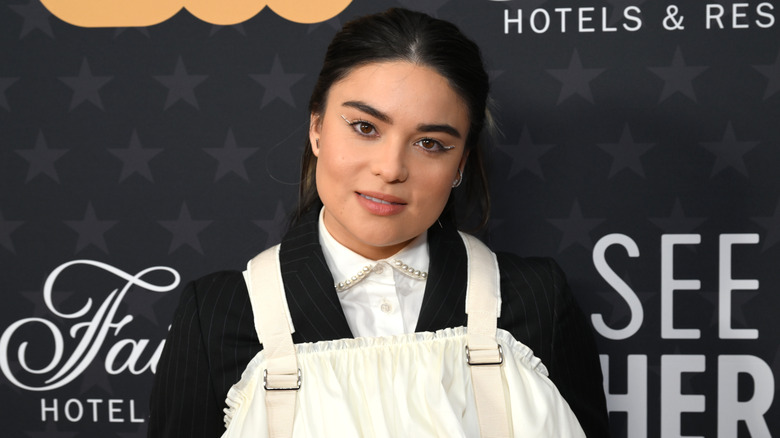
[309,112,322,157]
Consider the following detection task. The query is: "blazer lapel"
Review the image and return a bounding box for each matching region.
[415,221,468,332]
[279,208,354,343]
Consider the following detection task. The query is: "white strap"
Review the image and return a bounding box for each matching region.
[245,245,299,438]
[460,233,512,438]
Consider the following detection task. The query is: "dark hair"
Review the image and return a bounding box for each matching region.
[293,8,492,229]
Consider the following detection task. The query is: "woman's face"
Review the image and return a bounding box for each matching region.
[310,61,470,260]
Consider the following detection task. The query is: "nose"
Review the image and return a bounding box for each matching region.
[371,140,408,183]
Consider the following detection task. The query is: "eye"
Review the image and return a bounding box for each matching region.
[414,138,455,153]
[341,115,378,137]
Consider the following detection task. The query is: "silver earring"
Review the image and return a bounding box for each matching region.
[315,139,320,149]
[452,168,463,188]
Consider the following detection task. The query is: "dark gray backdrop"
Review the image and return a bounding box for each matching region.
[1,0,778,436]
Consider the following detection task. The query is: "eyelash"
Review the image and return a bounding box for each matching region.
[340,115,455,153]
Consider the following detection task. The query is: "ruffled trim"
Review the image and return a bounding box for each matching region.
[222,326,549,430]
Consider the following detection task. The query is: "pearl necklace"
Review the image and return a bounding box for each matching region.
[335,259,428,292]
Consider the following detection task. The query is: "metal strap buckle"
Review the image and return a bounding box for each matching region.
[263,369,302,391]
[465,344,504,366]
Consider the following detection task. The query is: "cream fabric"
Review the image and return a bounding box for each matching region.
[222,328,584,437]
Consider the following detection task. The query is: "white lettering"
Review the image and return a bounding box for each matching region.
[602,7,617,32]
[579,7,595,32]
[733,3,750,28]
[555,8,572,32]
[661,234,701,339]
[64,399,84,422]
[623,6,643,31]
[719,234,759,339]
[661,355,705,437]
[109,399,123,423]
[0,261,179,390]
[592,234,643,340]
[756,2,775,28]
[718,355,774,438]
[530,8,550,33]
[707,4,725,29]
[504,9,522,34]
[601,354,648,438]
[41,398,58,422]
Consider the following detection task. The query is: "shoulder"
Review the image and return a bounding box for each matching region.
[171,270,251,331]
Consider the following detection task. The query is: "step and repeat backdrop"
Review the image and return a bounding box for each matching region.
[1,0,778,436]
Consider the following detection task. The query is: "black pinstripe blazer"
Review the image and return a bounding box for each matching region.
[148,210,609,437]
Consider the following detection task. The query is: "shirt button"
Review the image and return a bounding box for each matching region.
[380,300,393,314]
[373,265,384,274]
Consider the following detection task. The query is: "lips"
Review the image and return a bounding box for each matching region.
[356,191,407,205]
[355,191,407,216]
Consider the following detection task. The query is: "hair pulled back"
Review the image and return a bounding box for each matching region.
[294,8,491,229]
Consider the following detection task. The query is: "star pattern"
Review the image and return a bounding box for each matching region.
[59,58,112,111]
[0,210,23,253]
[250,55,305,108]
[753,50,780,100]
[496,126,555,179]
[64,202,117,253]
[158,203,212,254]
[203,128,259,181]
[649,47,708,103]
[700,122,759,177]
[254,201,287,247]
[547,49,605,104]
[108,130,162,182]
[154,57,208,109]
[598,125,654,178]
[15,131,68,183]
[0,77,18,110]
[649,199,707,234]
[9,0,54,38]
[548,201,606,252]
[2,2,780,436]
[752,199,780,251]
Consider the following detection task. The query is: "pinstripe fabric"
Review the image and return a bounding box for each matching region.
[148,210,609,437]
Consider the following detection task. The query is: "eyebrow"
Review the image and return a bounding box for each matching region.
[342,100,462,139]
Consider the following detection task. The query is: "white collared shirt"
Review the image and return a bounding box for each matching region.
[318,209,429,338]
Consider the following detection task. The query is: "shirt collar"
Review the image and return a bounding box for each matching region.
[317,207,429,290]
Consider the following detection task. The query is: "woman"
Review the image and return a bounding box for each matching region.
[149,8,609,437]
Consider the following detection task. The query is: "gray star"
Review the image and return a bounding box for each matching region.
[9,0,53,38]
[59,58,112,111]
[307,16,341,34]
[203,128,259,181]
[24,421,78,438]
[250,55,305,109]
[752,199,780,251]
[649,199,707,234]
[0,77,19,110]
[547,49,604,104]
[109,130,162,182]
[158,203,212,254]
[79,352,114,394]
[254,201,287,247]
[700,122,758,177]
[0,210,23,254]
[154,57,208,109]
[65,202,117,254]
[602,0,647,26]
[496,126,555,179]
[396,0,450,16]
[548,200,605,252]
[16,131,68,183]
[598,125,654,178]
[649,47,708,103]
[753,50,780,100]
[210,23,246,36]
